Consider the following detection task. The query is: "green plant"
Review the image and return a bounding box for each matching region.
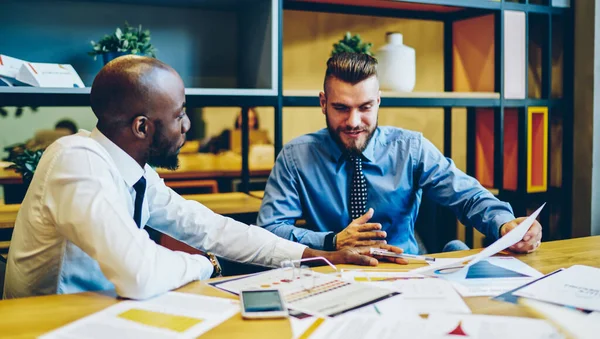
[88,22,157,60]
[7,149,44,185]
[331,32,374,57]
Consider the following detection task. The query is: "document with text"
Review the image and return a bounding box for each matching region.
[39,292,239,339]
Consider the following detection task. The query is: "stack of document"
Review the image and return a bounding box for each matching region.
[0,53,84,87]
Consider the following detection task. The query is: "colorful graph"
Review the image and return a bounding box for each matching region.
[465,261,530,279]
[434,260,531,279]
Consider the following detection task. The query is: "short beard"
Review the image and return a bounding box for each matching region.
[147,122,180,170]
[325,108,376,155]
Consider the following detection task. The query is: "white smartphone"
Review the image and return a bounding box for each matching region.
[240,289,288,319]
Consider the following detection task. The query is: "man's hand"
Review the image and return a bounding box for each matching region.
[500,217,543,253]
[301,244,408,267]
[329,244,409,266]
[335,208,387,249]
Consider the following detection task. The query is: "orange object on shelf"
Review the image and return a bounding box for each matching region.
[528,107,548,192]
[453,14,495,93]
[475,108,495,189]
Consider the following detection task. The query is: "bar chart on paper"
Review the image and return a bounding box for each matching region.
[431,257,543,297]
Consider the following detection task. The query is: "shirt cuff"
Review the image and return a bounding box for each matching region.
[491,213,516,240]
[270,239,308,268]
[192,254,214,280]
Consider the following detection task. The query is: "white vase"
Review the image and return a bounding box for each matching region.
[376,33,416,92]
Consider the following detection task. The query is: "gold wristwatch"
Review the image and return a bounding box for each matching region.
[206,252,223,278]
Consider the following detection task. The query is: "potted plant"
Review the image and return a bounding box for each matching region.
[331,32,374,56]
[88,22,157,65]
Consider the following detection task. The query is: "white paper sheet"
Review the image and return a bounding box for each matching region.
[212,268,397,317]
[439,257,542,296]
[588,312,600,320]
[303,313,562,339]
[520,298,599,339]
[340,270,470,314]
[513,265,600,312]
[290,316,319,339]
[426,313,562,339]
[304,315,430,339]
[39,292,239,339]
[431,257,541,296]
[426,258,467,266]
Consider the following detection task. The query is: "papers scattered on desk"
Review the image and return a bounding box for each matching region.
[299,313,562,339]
[425,313,562,339]
[409,204,545,297]
[39,292,239,339]
[412,203,545,277]
[300,314,428,339]
[210,268,398,317]
[290,315,319,339]
[416,256,542,296]
[442,257,543,297]
[519,298,600,339]
[465,203,545,268]
[340,270,471,314]
[513,265,600,312]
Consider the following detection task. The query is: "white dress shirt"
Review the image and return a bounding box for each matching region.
[4,128,306,300]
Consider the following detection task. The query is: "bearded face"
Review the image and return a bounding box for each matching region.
[320,76,380,155]
[147,120,182,170]
[325,107,377,154]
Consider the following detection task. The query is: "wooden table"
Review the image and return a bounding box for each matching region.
[0,236,598,338]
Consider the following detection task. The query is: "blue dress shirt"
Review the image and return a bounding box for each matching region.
[257,127,515,254]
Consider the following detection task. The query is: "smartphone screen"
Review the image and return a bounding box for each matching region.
[241,290,285,313]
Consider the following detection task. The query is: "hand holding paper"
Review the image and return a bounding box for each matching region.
[500,215,543,254]
[464,203,545,269]
[410,203,546,277]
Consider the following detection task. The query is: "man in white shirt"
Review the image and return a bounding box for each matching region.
[3,56,406,300]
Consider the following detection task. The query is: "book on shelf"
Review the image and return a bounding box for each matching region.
[1,54,85,88]
[17,62,84,88]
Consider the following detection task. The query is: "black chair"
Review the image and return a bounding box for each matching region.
[414,197,459,254]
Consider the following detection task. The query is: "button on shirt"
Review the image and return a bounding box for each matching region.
[4,128,306,300]
[257,127,515,255]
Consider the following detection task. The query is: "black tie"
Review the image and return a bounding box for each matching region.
[349,154,367,220]
[133,176,146,228]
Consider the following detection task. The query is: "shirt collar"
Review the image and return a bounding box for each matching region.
[326,127,378,164]
[90,127,145,188]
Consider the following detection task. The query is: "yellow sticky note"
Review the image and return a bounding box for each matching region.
[118,308,203,333]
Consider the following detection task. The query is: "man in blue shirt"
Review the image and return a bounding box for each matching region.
[257,52,542,255]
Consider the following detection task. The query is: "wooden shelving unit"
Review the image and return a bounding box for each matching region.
[0,0,573,247]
